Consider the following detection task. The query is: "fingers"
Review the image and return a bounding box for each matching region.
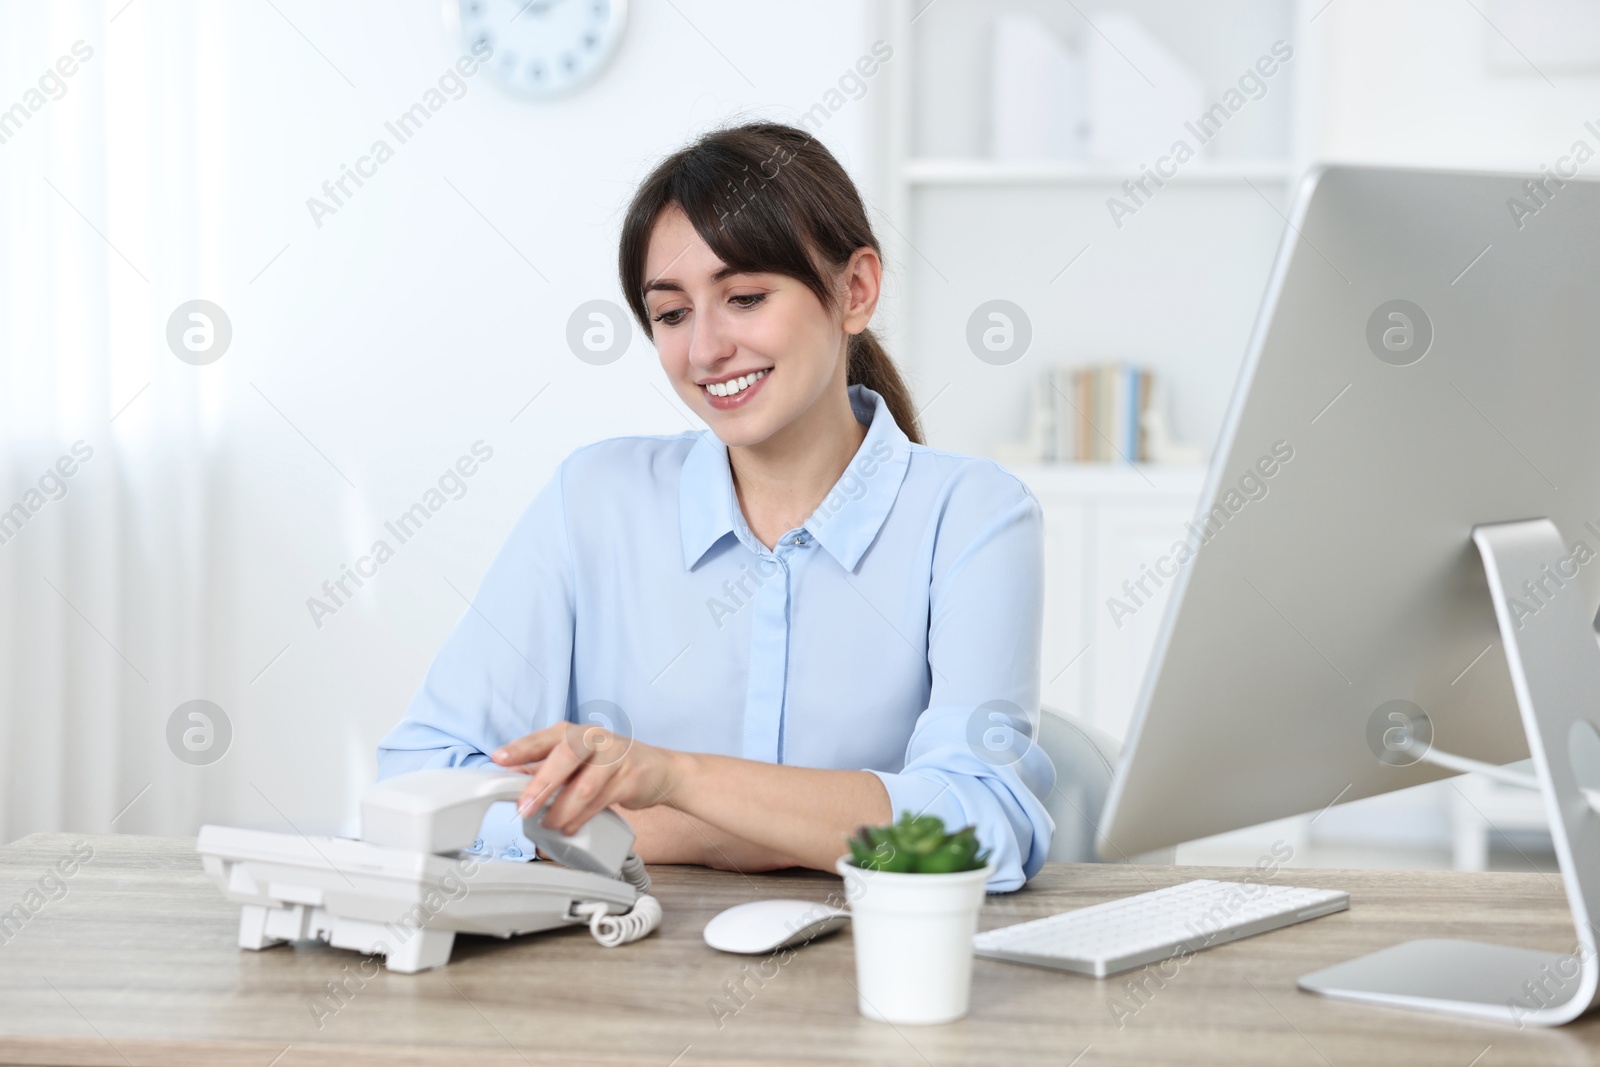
[511,723,622,825]
[515,737,584,819]
[490,724,566,767]
[541,761,622,835]
[494,723,637,834]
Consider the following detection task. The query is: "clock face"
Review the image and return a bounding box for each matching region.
[449,0,628,99]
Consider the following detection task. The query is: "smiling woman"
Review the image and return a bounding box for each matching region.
[376,121,1056,891]
[619,122,924,452]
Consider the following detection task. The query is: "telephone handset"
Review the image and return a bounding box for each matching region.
[360,766,636,873]
[197,766,662,973]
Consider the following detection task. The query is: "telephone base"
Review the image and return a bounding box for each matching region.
[198,825,642,973]
[238,902,459,973]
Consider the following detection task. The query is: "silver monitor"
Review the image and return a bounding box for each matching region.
[1097,164,1600,1025]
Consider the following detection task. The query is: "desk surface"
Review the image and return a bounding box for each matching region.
[1,833,1598,1066]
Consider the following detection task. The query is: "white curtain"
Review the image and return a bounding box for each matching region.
[1,0,220,842]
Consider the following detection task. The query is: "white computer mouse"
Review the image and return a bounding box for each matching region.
[703,899,850,955]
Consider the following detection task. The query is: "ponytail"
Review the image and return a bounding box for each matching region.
[848,328,923,445]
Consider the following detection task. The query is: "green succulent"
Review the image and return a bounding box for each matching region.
[846,812,990,874]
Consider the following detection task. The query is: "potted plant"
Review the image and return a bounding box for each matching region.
[836,812,994,1024]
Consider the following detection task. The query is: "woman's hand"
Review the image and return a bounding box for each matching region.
[490,723,686,836]
[491,725,890,873]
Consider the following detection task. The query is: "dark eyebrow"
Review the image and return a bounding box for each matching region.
[642,264,749,297]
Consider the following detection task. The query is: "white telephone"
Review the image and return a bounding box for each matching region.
[196,766,662,973]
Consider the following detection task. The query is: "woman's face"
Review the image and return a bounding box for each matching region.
[642,205,865,449]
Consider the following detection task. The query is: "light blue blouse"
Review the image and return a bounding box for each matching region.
[376,384,1056,891]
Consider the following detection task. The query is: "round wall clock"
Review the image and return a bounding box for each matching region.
[446,0,628,99]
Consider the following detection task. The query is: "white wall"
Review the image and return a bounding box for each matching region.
[1311,0,1600,169]
[1,0,881,839]
[219,0,884,835]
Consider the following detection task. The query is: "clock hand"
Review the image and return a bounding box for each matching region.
[510,0,571,21]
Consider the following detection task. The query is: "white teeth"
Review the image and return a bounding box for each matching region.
[705,369,767,398]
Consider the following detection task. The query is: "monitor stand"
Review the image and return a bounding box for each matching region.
[1298,518,1600,1026]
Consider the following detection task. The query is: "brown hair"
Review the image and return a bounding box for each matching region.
[618,121,923,444]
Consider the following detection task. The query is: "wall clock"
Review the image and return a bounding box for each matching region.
[446,0,628,98]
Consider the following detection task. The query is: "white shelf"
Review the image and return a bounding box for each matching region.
[904,158,1296,186]
[1006,462,1208,498]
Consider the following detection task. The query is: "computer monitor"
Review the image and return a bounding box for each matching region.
[1101,162,1600,856]
[1096,164,1600,1024]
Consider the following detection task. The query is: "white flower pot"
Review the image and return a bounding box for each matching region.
[835,856,993,1025]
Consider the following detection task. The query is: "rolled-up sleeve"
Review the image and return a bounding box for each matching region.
[375,463,576,852]
[866,482,1055,893]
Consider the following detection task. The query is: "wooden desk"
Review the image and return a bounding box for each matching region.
[2,833,1598,1066]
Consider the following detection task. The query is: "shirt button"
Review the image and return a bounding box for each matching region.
[793,533,810,545]
[505,845,522,859]
[470,837,484,853]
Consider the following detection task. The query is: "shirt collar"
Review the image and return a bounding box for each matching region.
[678,427,742,569]
[678,384,913,572]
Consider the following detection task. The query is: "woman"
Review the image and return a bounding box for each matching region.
[376,121,1054,891]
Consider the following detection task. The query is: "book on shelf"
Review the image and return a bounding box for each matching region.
[1041,362,1154,463]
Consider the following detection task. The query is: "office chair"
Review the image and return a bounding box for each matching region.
[1036,706,1174,864]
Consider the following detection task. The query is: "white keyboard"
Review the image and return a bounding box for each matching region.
[973,879,1349,978]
